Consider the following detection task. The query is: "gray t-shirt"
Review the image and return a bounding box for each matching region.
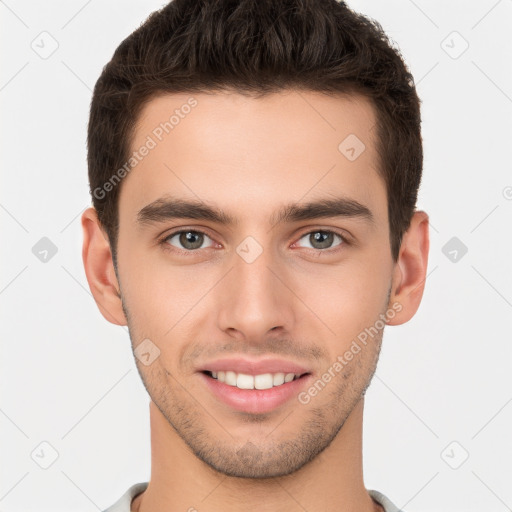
[103,482,405,512]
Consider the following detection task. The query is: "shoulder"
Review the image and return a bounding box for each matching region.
[102,482,149,512]
[368,489,406,512]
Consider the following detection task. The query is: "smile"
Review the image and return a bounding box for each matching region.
[207,371,303,390]
[200,370,311,414]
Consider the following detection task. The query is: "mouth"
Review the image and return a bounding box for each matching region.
[202,370,307,390]
[199,363,312,414]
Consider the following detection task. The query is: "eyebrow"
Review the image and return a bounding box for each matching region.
[136,195,375,228]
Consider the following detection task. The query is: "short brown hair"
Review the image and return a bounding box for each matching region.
[87,0,422,265]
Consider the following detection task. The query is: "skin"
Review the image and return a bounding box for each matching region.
[82,90,429,512]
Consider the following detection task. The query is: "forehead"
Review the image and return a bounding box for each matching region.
[119,90,386,226]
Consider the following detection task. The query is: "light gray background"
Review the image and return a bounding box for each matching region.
[1,1,511,511]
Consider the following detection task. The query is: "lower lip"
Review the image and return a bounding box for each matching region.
[199,372,312,414]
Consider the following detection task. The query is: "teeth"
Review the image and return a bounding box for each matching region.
[225,371,237,386]
[211,370,302,389]
[273,373,285,386]
[254,373,273,390]
[237,373,254,389]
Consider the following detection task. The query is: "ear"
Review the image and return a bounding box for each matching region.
[387,210,430,325]
[81,207,127,326]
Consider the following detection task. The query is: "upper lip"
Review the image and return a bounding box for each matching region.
[199,357,310,376]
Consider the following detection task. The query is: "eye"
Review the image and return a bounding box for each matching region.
[162,230,215,251]
[295,230,346,250]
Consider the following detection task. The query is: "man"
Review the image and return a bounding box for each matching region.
[81,0,429,510]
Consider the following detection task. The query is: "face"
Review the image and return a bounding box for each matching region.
[115,90,396,478]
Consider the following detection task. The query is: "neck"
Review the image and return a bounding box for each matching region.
[133,398,381,512]
[132,399,382,512]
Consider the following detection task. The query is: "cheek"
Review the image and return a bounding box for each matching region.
[118,247,218,349]
[117,247,169,333]
[291,259,390,340]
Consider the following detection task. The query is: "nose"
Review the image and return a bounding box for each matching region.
[215,243,296,343]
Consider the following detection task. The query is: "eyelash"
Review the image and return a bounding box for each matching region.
[158,228,350,254]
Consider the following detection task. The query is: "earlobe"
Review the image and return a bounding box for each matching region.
[81,207,127,326]
[387,210,430,326]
